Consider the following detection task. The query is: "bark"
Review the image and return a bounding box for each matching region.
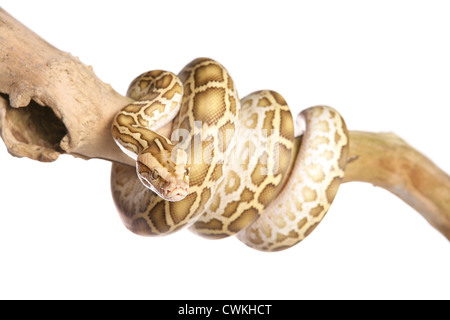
[0,7,134,166]
[343,131,450,240]
[0,8,449,240]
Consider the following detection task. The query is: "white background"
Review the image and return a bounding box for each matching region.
[1,1,449,299]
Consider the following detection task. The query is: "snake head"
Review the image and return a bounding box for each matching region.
[137,147,189,202]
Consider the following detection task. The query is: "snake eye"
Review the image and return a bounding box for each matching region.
[151,170,159,180]
[185,168,189,176]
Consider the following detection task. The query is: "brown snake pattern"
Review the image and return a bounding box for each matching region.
[111,58,349,251]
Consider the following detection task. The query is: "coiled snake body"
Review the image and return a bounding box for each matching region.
[111,58,349,251]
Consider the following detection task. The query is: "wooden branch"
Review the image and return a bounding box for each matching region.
[343,132,450,240]
[0,8,449,241]
[0,7,134,166]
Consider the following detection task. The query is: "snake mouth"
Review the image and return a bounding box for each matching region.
[164,186,188,201]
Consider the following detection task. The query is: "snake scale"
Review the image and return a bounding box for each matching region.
[111,58,349,251]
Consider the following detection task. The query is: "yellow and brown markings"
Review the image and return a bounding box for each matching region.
[193,88,227,125]
[228,207,259,233]
[111,124,142,154]
[112,70,183,158]
[190,89,295,238]
[114,58,242,236]
[237,106,349,251]
[162,82,183,100]
[126,70,170,99]
[112,59,349,252]
[194,63,224,87]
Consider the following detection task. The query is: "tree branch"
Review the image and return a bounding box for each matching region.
[0,7,134,166]
[344,131,450,240]
[0,7,449,241]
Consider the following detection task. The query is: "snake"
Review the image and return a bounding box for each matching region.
[111,58,349,251]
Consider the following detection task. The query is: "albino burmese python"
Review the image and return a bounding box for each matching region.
[111,58,349,251]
